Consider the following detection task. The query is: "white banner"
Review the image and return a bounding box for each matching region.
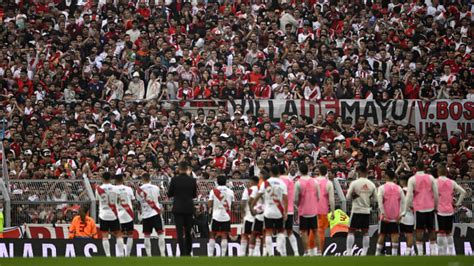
[415,100,474,137]
[227,99,339,122]
[339,100,414,126]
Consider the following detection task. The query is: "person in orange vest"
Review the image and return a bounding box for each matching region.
[69,206,98,239]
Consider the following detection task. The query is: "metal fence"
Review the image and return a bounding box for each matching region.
[335,178,474,224]
[5,177,473,227]
[8,179,94,226]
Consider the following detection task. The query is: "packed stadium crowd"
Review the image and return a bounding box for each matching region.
[0,0,473,253]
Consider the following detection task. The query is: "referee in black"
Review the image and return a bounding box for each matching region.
[168,161,197,256]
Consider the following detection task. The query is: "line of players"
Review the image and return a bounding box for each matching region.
[208,161,466,257]
[95,160,466,257]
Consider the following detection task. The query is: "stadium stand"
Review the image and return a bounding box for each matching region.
[0,1,472,230]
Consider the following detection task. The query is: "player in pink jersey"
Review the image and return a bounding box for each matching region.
[405,161,439,256]
[314,165,335,255]
[435,164,466,255]
[279,165,299,256]
[375,170,405,256]
[295,163,320,256]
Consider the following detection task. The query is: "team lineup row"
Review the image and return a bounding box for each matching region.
[83,161,466,257]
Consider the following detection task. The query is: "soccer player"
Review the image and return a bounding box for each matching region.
[294,163,319,256]
[399,176,415,256]
[345,164,377,256]
[96,172,124,257]
[136,173,166,257]
[240,176,259,256]
[208,175,235,257]
[115,174,136,256]
[249,171,267,256]
[251,165,288,256]
[279,165,299,256]
[405,161,439,256]
[375,170,405,256]
[315,164,335,254]
[435,164,466,255]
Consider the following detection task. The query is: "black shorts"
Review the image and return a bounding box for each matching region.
[143,215,164,234]
[379,221,399,235]
[244,220,254,235]
[264,217,284,230]
[253,219,264,234]
[211,219,231,233]
[100,218,121,232]
[285,214,294,230]
[400,223,414,234]
[349,213,370,231]
[299,216,317,230]
[415,211,435,231]
[436,215,454,233]
[121,221,134,232]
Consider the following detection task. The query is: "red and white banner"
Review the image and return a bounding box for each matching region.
[415,100,474,137]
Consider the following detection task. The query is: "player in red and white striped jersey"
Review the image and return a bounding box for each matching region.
[136,173,166,257]
[115,174,136,257]
[96,172,124,257]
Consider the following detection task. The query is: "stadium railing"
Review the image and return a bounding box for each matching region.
[8,179,94,226]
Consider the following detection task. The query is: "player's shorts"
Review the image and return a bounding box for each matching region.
[100,218,120,232]
[349,213,370,231]
[379,221,399,235]
[211,219,231,233]
[415,211,435,231]
[143,214,163,234]
[400,223,414,234]
[244,220,254,234]
[299,216,318,230]
[285,214,294,230]
[252,219,264,234]
[120,221,134,232]
[436,215,454,233]
[317,214,329,230]
[264,217,284,230]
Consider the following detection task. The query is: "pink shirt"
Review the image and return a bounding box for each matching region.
[315,178,329,215]
[280,175,295,214]
[297,178,318,217]
[380,182,402,221]
[437,178,454,215]
[411,173,437,212]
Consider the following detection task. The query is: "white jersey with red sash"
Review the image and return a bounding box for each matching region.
[304,84,321,101]
[209,185,235,222]
[95,183,119,221]
[242,185,258,223]
[116,184,135,224]
[136,183,162,219]
[259,177,288,219]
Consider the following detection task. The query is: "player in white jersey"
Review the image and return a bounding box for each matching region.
[251,166,288,257]
[115,174,136,256]
[240,176,259,256]
[399,176,415,256]
[250,173,266,256]
[208,175,235,257]
[95,172,124,257]
[136,173,166,257]
[345,164,377,256]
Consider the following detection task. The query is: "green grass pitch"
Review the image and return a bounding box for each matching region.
[1,256,472,266]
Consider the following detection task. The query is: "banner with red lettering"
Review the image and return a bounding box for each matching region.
[415,100,474,137]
